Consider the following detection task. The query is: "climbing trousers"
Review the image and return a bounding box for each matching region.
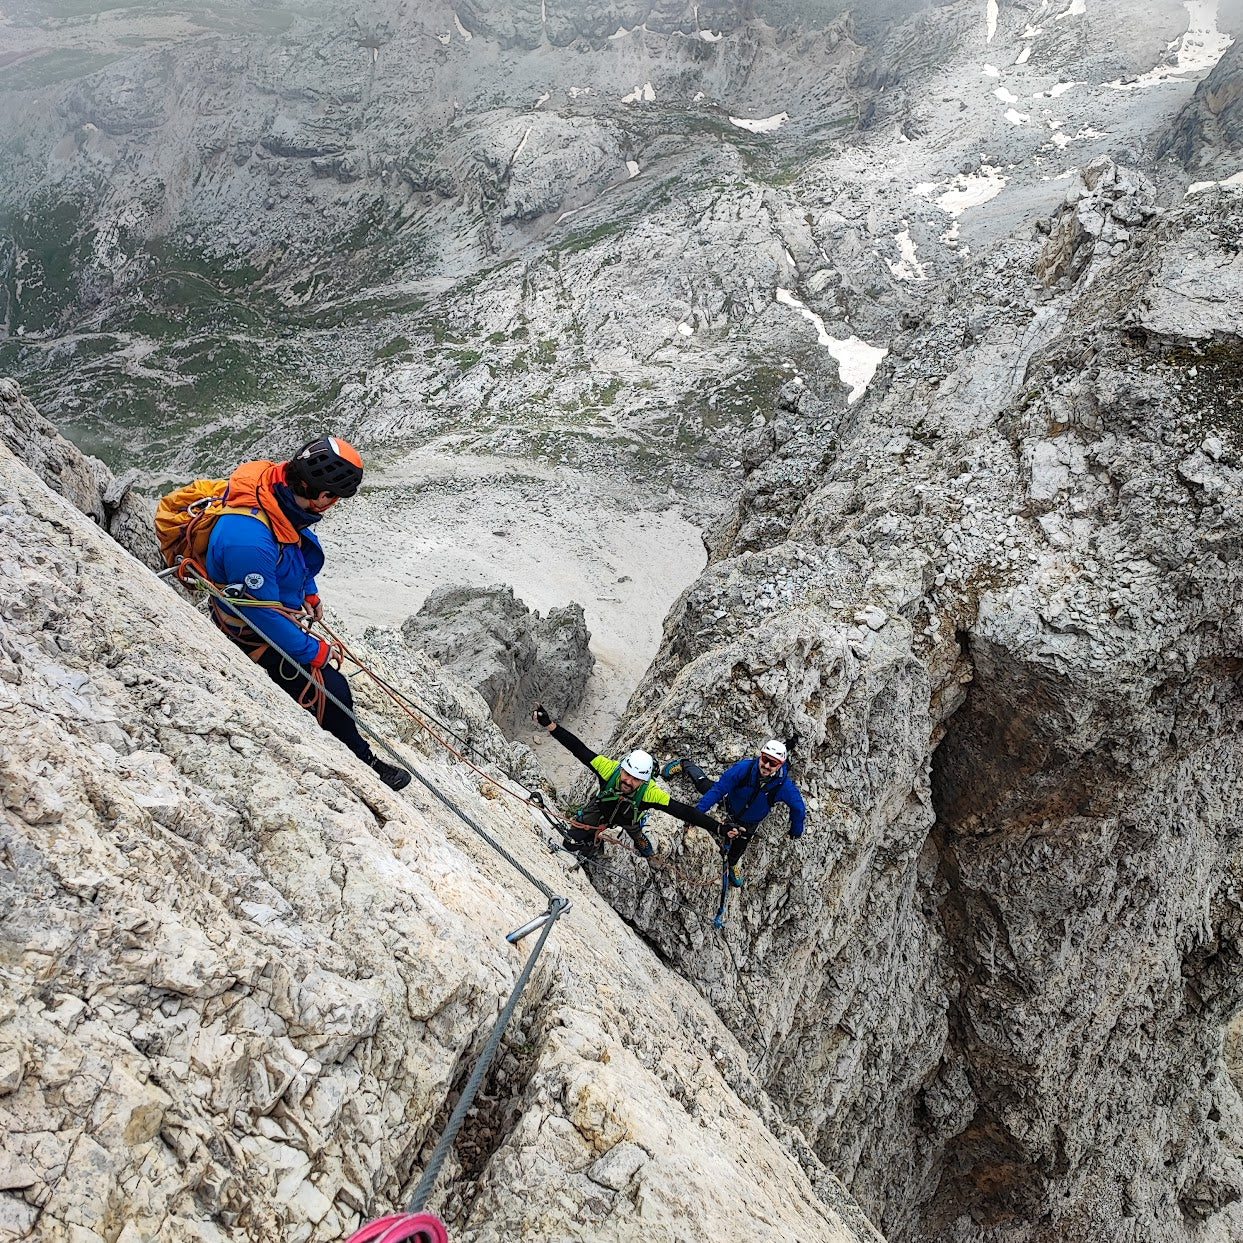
[251,645,374,763]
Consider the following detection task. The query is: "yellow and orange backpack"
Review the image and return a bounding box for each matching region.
[153,479,271,569]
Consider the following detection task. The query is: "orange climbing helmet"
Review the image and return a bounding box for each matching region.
[287,436,364,498]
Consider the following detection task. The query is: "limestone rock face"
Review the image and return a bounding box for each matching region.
[1159,40,1243,168]
[0,438,875,1243]
[1133,211,1243,345]
[0,377,159,567]
[1034,158,1158,289]
[398,584,594,738]
[597,174,1243,1243]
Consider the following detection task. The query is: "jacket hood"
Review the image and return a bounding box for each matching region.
[224,460,301,545]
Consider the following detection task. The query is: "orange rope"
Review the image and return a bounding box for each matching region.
[172,565,719,891]
[313,619,721,889]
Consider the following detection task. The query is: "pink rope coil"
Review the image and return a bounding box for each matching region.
[344,1213,449,1243]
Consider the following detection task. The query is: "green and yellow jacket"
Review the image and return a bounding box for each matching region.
[549,724,720,832]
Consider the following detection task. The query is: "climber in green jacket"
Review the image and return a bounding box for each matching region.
[533,704,720,860]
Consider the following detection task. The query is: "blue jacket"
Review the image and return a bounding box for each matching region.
[205,513,325,667]
[697,758,807,837]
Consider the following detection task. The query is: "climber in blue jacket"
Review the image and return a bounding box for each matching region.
[662,740,806,887]
[204,437,411,791]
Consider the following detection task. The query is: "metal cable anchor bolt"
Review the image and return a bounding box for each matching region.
[506,896,571,944]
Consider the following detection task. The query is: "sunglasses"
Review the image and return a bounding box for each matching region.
[759,754,783,767]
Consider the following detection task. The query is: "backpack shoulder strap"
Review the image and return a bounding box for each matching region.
[219,504,273,528]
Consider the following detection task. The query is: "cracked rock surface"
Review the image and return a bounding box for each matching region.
[593,169,1243,1243]
[0,426,876,1242]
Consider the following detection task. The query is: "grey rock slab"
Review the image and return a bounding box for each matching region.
[0,429,875,1243]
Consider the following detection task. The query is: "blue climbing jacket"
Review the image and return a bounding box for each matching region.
[696,758,807,836]
[204,461,325,668]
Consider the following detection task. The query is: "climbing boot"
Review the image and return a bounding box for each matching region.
[629,829,655,859]
[368,756,412,791]
[660,757,684,779]
[713,912,726,931]
[728,864,743,888]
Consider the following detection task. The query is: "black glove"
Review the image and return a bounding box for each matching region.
[533,704,552,727]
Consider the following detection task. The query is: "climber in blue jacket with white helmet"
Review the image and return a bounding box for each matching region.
[662,740,806,887]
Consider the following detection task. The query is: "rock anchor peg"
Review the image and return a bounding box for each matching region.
[507,897,573,944]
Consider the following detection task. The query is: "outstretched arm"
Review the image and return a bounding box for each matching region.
[657,795,722,835]
[534,706,599,771]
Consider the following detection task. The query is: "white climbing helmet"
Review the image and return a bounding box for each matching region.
[759,739,787,764]
[620,749,655,781]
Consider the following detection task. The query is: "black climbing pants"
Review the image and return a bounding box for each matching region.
[716,827,754,868]
[252,647,374,762]
[683,760,752,865]
[682,760,715,798]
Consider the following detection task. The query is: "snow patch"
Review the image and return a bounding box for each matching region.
[1186,171,1243,195]
[622,82,656,103]
[936,164,1008,215]
[1047,125,1102,149]
[608,26,629,39]
[699,29,723,41]
[534,92,550,108]
[692,91,705,102]
[729,112,789,133]
[626,160,641,178]
[888,226,928,281]
[569,86,592,98]
[1005,108,1031,125]
[987,0,999,42]
[453,13,472,39]
[1035,81,1075,98]
[1056,0,1086,18]
[1015,44,1032,64]
[677,322,694,337]
[983,63,1001,77]
[775,289,887,404]
[994,86,1019,103]
[1109,0,1233,88]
